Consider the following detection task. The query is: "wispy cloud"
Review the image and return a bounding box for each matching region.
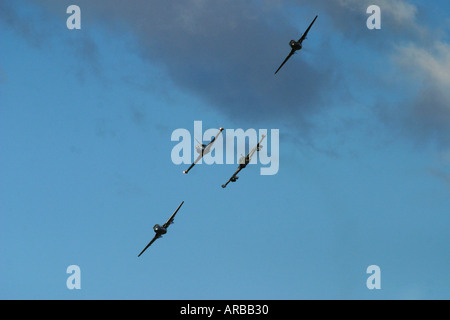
[305,0,450,149]
[389,34,450,148]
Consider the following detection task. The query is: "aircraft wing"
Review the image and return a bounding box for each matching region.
[163,201,184,228]
[138,234,160,257]
[247,135,266,161]
[183,153,203,174]
[298,15,318,43]
[206,127,224,148]
[275,49,295,74]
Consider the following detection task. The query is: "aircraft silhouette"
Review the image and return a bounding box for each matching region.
[138,201,184,257]
[183,127,224,174]
[222,135,266,188]
[275,15,318,74]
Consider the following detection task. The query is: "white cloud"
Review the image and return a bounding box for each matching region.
[391,41,450,145]
[394,41,450,90]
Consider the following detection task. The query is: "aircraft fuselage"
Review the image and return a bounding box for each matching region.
[195,143,210,155]
[153,224,167,235]
[289,40,302,51]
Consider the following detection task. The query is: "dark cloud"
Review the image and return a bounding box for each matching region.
[6,0,450,152]
[28,0,342,135]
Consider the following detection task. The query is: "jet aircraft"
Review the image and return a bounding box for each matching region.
[274,15,318,74]
[138,201,184,257]
[221,135,266,188]
[183,127,224,174]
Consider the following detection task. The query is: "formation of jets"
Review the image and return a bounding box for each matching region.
[138,16,318,256]
[138,130,266,256]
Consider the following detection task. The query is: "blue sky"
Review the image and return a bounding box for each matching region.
[1,0,449,299]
